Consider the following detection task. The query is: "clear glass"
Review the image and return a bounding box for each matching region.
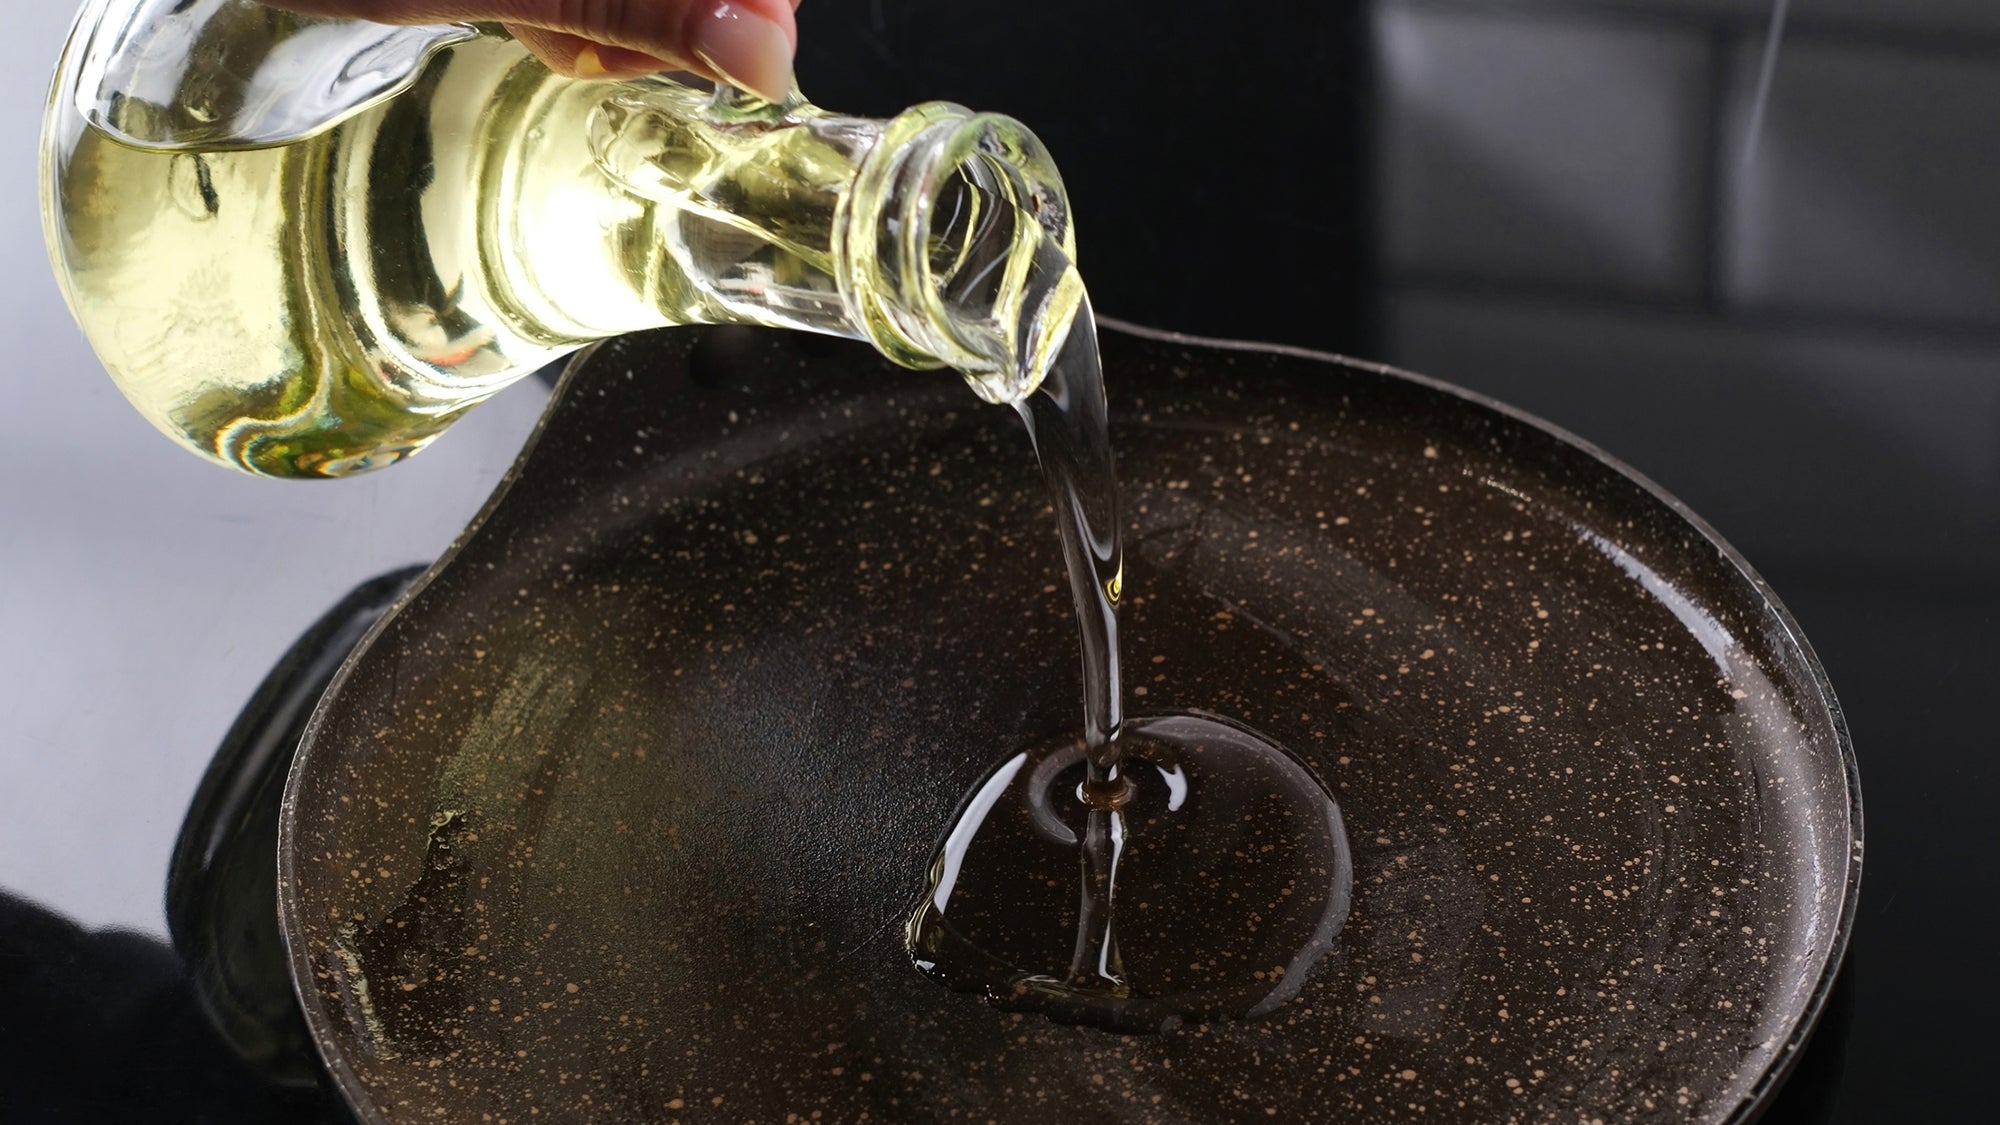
[70,0,478,151]
[42,0,1079,477]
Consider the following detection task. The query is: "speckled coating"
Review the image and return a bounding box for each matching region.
[280,324,1859,1124]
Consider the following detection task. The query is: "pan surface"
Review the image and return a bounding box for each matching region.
[280,324,1859,1123]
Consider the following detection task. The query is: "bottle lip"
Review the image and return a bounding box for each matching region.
[835,103,1077,402]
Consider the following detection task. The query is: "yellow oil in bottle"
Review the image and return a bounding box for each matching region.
[44,29,1077,477]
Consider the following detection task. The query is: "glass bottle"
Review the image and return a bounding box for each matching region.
[41,0,1080,477]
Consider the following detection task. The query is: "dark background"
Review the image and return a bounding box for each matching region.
[4,0,1995,1121]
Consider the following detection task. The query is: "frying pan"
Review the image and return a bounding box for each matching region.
[279,323,1859,1123]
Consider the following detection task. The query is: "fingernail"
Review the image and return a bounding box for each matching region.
[690,2,795,102]
[574,43,610,78]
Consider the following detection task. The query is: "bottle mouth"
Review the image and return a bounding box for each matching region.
[838,105,1081,403]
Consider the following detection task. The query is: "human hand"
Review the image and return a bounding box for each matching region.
[260,0,800,101]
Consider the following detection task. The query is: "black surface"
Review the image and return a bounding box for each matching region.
[0,892,357,1124]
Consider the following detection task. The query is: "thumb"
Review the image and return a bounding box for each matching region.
[262,0,798,101]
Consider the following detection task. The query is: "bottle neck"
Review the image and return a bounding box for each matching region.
[583,83,1079,403]
[835,103,1082,404]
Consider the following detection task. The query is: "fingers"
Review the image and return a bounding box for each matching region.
[261,0,798,100]
[503,26,674,80]
[677,1,795,99]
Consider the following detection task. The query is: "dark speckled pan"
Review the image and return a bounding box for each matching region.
[280,323,1860,1124]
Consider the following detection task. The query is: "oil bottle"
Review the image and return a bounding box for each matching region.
[42,0,1079,477]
